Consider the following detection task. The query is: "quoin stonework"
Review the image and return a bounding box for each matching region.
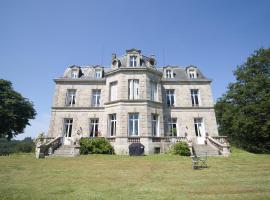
[45,49,230,156]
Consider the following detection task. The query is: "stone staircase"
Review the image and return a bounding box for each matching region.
[52,145,77,157]
[193,143,220,156]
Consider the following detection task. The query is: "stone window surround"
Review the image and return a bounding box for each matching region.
[128,113,139,136]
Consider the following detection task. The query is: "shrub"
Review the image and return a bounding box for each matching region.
[169,141,191,156]
[0,137,35,155]
[80,137,114,155]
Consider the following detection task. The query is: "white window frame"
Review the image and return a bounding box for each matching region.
[128,79,139,100]
[128,113,139,136]
[129,56,137,67]
[168,118,177,137]
[92,89,101,107]
[194,118,205,137]
[150,82,157,101]
[191,89,200,106]
[166,89,175,106]
[165,69,174,78]
[151,114,159,137]
[64,118,73,137]
[71,70,78,78]
[109,114,117,137]
[66,89,76,107]
[188,69,197,79]
[110,82,117,101]
[89,118,99,137]
[95,69,102,78]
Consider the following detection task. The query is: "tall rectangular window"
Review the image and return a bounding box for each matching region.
[92,89,101,107]
[194,118,205,137]
[110,82,117,101]
[66,89,76,106]
[71,70,78,78]
[191,89,200,106]
[129,56,137,67]
[64,118,73,137]
[151,114,159,137]
[129,113,139,136]
[189,70,197,79]
[109,114,116,136]
[95,69,102,78]
[166,89,175,106]
[128,79,139,100]
[165,69,173,78]
[168,118,177,136]
[150,82,157,101]
[89,118,99,137]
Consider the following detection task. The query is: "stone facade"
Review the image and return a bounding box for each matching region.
[48,49,219,155]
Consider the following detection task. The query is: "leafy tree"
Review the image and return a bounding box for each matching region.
[215,48,270,153]
[0,79,36,140]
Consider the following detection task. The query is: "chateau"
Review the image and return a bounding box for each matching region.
[44,49,230,156]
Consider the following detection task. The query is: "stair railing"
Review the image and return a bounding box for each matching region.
[35,136,63,158]
[206,136,230,157]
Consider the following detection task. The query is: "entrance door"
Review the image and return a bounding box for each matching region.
[63,119,73,145]
[194,118,205,144]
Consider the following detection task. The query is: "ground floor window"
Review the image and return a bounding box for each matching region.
[90,118,99,137]
[194,118,205,137]
[109,114,116,136]
[129,113,139,136]
[151,114,159,136]
[64,118,73,137]
[168,118,177,136]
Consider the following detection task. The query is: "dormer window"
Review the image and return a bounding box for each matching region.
[130,56,137,67]
[165,69,174,78]
[71,70,78,79]
[95,69,102,78]
[188,69,197,79]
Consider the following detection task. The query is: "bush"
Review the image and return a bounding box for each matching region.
[169,142,191,156]
[0,137,35,155]
[80,137,114,155]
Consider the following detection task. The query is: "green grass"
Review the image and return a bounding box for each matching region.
[0,148,270,200]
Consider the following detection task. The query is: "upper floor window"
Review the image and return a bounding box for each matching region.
[71,70,78,79]
[66,89,76,107]
[150,82,157,101]
[191,89,200,106]
[110,82,117,101]
[151,114,159,137]
[128,79,139,100]
[129,56,137,67]
[89,118,99,137]
[95,69,102,78]
[128,113,139,136]
[92,89,101,107]
[64,118,73,137]
[165,69,174,78]
[109,114,116,136]
[166,89,175,106]
[188,70,197,79]
[168,118,177,136]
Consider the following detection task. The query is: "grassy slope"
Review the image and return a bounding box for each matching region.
[0,148,270,200]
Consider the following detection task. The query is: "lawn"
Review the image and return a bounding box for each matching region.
[0,148,270,200]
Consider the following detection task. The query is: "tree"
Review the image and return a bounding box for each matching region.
[0,79,36,140]
[215,48,270,153]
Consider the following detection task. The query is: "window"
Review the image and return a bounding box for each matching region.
[109,114,117,136]
[150,82,157,101]
[191,89,200,106]
[110,82,117,101]
[151,114,159,136]
[168,118,177,136]
[129,56,137,67]
[95,69,102,78]
[64,118,73,137]
[71,70,78,78]
[89,119,99,137]
[66,89,76,106]
[128,79,139,100]
[166,89,175,106]
[128,113,139,136]
[165,69,173,78]
[194,118,205,137]
[92,89,101,107]
[188,70,197,79]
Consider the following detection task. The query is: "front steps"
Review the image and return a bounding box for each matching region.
[193,143,220,156]
[52,145,78,157]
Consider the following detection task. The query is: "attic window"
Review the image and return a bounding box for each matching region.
[165,69,174,78]
[71,70,78,78]
[95,69,102,78]
[130,56,137,67]
[188,69,197,79]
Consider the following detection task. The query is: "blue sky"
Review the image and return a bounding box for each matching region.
[0,0,269,139]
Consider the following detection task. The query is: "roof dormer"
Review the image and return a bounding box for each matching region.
[68,65,83,78]
[186,66,198,79]
[126,48,141,67]
[163,66,175,78]
[93,65,104,78]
